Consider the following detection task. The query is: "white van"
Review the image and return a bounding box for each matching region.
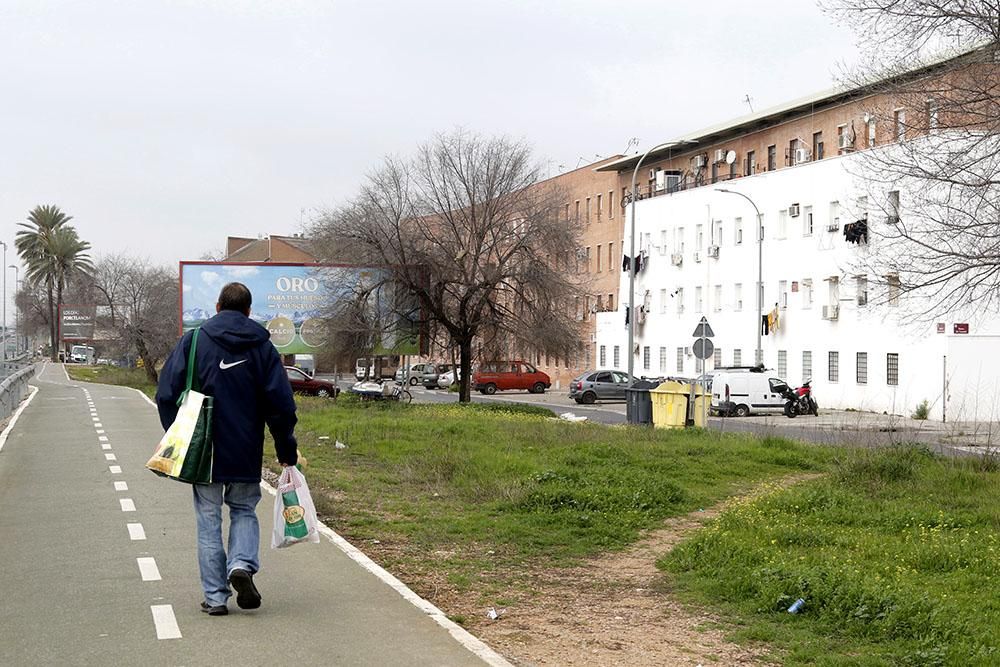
[711,370,790,417]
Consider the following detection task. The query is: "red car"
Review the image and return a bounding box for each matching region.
[473,361,551,394]
[285,366,339,398]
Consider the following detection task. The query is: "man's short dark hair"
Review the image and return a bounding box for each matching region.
[218,282,252,313]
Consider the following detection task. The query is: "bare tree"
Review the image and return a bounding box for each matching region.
[822,1,1000,317]
[311,130,584,402]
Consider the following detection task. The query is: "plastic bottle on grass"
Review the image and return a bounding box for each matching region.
[787,598,806,614]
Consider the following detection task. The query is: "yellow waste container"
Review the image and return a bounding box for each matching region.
[650,381,710,429]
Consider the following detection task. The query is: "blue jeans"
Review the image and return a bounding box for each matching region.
[192,482,262,606]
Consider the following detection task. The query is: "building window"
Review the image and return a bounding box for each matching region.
[585,246,591,273]
[804,205,814,235]
[926,99,939,131]
[585,197,591,223]
[856,275,868,306]
[888,190,900,224]
[676,347,684,373]
[596,244,602,272]
[613,346,620,369]
[609,191,614,218]
[867,117,877,147]
[713,347,722,368]
[608,242,614,271]
[813,131,824,160]
[713,284,722,312]
[643,346,650,371]
[596,194,603,219]
[564,203,570,221]
[830,200,841,229]
[829,351,839,383]
[733,349,742,366]
[714,220,723,247]
[711,161,718,184]
[599,345,607,367]
[660,229,668,254]
[677,227,686,253]
[575,200,580,222]
[745,150,756,176]
[856,352,867,384]
[802,351,813,381]
[696,224,704,249]
[735,217,743,245]
[887,353,899,386]
[659,289,667,314]
[887,274,901,306]
[778,280,788,309]
[767,144,776,171]
[894,109,906,141]
[802,278,813,309]
[608,293,614,311]
[777,210,788,239]
[676,287,684,314]
[734,283,743,311]
[659,347,667,373]
[695,286,703,312]
[778,350,787,378]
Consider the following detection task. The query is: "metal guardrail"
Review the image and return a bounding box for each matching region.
[0,364,36,423]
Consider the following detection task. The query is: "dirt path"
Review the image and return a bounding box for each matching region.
[456,474,822,666]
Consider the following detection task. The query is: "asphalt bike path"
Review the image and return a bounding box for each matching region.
[0,363,504,666]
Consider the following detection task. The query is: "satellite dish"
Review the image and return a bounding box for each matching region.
[725,150,737,165]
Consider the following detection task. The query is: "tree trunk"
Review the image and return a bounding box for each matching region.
[47,281,57,361]
[458,337,473,403]
[134,334,159,384]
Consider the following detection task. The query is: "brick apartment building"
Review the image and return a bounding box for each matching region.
[224,234,318,263]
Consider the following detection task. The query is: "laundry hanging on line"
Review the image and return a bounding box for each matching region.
[843,219,868,244]
[621,250,649,273]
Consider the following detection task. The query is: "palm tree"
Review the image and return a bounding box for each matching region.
[15,206,94,360]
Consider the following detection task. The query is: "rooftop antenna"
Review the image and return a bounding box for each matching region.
[622,137,640,155]
[575,156,586,168]
[743,94,754,113]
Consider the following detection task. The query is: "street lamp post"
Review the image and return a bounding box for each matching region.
[716,188,763,366]
[8,266,18,356]
[627,141,687,385]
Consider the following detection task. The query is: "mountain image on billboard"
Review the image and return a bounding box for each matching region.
[180,263,419,355]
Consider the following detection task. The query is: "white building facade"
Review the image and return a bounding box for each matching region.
[596,153,1000,421]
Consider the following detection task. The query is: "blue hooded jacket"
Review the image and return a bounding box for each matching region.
[155,309,298,482]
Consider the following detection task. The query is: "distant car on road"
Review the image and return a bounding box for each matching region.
[569,369,633,404]
[395,363,429,386]
[473,361,550,394]
[437,368,462,389]
[421,363,453,389]
[285,366,339,398]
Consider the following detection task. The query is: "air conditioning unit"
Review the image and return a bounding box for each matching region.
[827,222,840,232]
[693,155,707,169]
[655,170,666,191]
[789,203,801,217]
[707,245,720,258]
[713,149,726,164]
[670,253,683,266]
[822,305,840,320]
[794,148,810,164]
[857,295,868,306]
[693,251,702,263]
[888,215,901,225]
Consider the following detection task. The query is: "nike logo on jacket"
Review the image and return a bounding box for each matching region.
[219,359,247,370]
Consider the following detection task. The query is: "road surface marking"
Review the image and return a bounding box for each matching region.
[128,387,157,408]
[120,498,136,512]
[127,523,146,540]
[114,481,128,491]
[96,429,105,434]
[99,436,109,442]
[62,364,70,381]
[150,605,181,640]
[109,465,122,474]
[95,423,103,427]
[0,386,39,453]
[101,444,112,450]
[91,417,99,421]
[105,453,117,461]
[137,557,161,581]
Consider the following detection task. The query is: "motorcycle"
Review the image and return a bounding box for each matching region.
[781,378,818,418]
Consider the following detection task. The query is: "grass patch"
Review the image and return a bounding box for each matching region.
[66,365,156,398]
[265,398,831,604]
[662,446,1000,665]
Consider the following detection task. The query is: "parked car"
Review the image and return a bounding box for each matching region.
[569,370,632,404]
[473,361,551,394]
[437,368,462,389]
[711,370,788,417]
[421,363,452,389]
[395,363,429,386]
[285,366,339,398]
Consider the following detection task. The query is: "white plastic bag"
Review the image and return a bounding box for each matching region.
[271,466,321,548]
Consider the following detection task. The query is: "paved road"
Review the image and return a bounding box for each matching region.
[0,363,504,666]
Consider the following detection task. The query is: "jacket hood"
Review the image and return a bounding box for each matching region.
[200,310,271,351]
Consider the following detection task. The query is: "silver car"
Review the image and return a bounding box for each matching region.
[569,370,632,404]
[395,363,429,386]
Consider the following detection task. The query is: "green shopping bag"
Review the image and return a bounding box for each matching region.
[146,328,214,484]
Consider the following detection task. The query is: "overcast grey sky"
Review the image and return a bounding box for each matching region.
[0,0,860,270]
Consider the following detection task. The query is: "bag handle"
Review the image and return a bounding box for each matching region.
[177,329,200,406]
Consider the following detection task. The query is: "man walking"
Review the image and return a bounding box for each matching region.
[156,282,298,616]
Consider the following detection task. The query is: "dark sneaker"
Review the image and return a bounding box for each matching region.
[200,601,228,616]
[228,568,261,610]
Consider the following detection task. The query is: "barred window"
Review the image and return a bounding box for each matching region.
[599,345,607,367]
[713,347,722,368]
[659,347,667,373]
[829,351,839,382]
[856,352,867,384]
[802,351,813,381]
[676,347,684,373]
[778,350,787,378]
[733,349,742,366]
[643,346,651,371]
[613,346,620,368]
[887,353,899,386]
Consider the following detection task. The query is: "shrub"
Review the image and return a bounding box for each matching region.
[912,400,930,420]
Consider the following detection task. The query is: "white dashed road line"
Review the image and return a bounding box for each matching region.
[109,465,122,474]
[101,444,112,450]
[119,498,136,512]
[99,436,109,442]
[104,453,117,461]
[150,605,181,640]
[114,481,128,491]
[137,557,161,581]
[127,523,146,541]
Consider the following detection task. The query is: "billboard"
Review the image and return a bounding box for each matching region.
[60,304,97,341]
[180,262,420,355]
